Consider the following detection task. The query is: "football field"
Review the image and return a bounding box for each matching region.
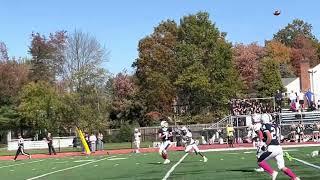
[0,146,319,180]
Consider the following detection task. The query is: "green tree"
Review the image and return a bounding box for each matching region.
[175,12,242,117]
[59,92,110,132]
[273,19,317,47]
[18,81,61,132]
[133,20,178,114]
[256,58,285,97]
[0,106,21,130]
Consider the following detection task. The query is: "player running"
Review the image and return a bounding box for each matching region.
[133,128,141,153]
[14,135,31,161]
[256,113,300,180]
[180,126,208,162]
[158,120,173,164]
[249,113,265,172]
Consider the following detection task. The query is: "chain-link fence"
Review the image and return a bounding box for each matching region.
[102,122,319,147]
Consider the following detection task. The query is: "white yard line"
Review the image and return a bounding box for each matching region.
[0,160,45,169]
[107,157,127,161]
[293,158,320,170]
[201,143,320,153]
[53,161,69,164]
[73,160,94,163]
[162,153,188,180]
[26,158,107,180]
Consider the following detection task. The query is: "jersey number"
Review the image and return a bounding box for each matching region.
[270,127,280,140]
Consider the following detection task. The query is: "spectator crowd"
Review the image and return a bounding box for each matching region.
[230,98,276,116]
[288,89,319,112]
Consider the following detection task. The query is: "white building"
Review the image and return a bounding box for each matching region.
[282,78,300,96]
[282,63,320,107]
[309,63,320,104]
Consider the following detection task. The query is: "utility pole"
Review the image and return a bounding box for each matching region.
[308,70,317,102]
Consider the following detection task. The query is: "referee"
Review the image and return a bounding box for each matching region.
[14,135,31,161]
[46,132,56,155]
[226,124,235,148]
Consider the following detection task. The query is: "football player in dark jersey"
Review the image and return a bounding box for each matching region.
[14,135,31,161]
[256,114,300,180]
[158,120,173,164]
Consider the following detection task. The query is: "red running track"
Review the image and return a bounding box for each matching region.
[0,142,318,161]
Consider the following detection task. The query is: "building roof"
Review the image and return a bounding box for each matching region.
[281,78,298,86]
[310,63,320,72]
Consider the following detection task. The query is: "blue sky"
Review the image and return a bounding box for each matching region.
[1,0,319,74]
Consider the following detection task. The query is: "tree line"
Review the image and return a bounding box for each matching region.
[1,12,320,135]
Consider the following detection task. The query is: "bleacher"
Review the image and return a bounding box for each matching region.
[280,109,320,125]
[203,109,320,131]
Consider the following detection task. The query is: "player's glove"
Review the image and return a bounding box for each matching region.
[256,141,267,158]
[261,145,268,152]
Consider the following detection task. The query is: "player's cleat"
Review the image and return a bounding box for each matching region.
[294,177,301,180]
[284,152,293,161]
[254,167,264,172]
[29,155,32,159]
[272,171,278,180]
[163,159,170,164]
[203,156,208,162]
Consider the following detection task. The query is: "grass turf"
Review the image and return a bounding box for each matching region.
[0,146,319,180]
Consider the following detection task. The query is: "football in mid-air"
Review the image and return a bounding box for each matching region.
[273,10,281,16]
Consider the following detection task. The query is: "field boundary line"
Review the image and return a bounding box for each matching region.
[26,158,107,180]
[293,158,320,170]
[0,159,45,169]
[201,144,320,153]
[162,153,188,180]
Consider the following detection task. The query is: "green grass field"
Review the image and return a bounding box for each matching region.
[0,146,319,180]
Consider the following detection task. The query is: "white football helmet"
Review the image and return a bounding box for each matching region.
[134,128,139,133]
[160,121,168,128]
[252,113,261,123]
[181,126,188,132]
[253,123,262,132]
[261,113,271,124]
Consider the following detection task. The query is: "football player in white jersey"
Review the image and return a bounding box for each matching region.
[180,126,208,162]
[133,128,141,153]
[158,120,173,164]
[256,113,300,180]
[250,113,265,172]
[14,135,31,161]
